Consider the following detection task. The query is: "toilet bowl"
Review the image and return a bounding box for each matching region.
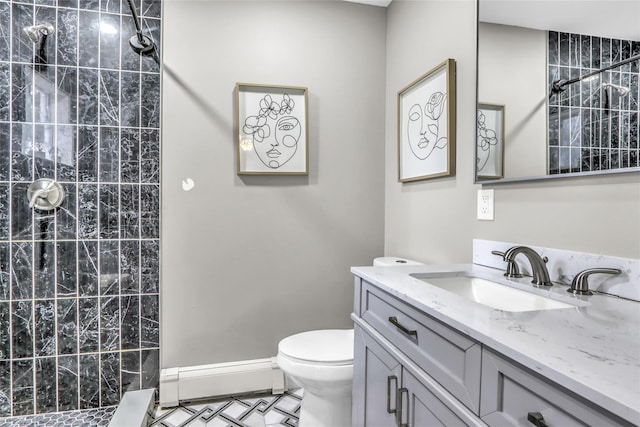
[276,257,423,426]
[277,329,354,427]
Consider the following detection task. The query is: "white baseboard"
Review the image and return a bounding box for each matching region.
[159,357,286,408]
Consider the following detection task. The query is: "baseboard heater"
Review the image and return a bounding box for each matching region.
[159,357,286,408]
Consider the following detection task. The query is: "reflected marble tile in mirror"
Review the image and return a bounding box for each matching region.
[476,0,640,183]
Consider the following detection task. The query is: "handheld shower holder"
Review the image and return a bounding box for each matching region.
[129,34,156,55]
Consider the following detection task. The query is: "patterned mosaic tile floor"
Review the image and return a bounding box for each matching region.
[150,390,302,427]
[0,390,301,427]
[0,390,302,427]
[0,406,116,426]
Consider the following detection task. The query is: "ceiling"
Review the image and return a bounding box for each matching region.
[480,0,640,41]
[343,0,639,41]
[343,0,392,7]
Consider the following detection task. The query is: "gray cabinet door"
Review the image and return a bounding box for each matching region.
[402,369,479,427]
[354,325,402,427]
[355,324,486,427]
[480,348,634,427]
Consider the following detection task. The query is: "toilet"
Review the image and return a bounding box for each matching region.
[276,257,423,427]
[277,329,354,426]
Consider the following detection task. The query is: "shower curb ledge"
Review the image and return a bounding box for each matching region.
[108,388,156,427]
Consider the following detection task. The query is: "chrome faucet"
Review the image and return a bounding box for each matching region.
[501,246,553,287]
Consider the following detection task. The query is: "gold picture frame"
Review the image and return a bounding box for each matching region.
[235,83,309,175]
[397,59,456,182]
[477,103,505,180]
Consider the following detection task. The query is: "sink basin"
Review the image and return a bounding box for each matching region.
[411,272,579,312]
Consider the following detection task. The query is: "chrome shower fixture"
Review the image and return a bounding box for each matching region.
[550,53,640,96]
[23,23,55,43]
[602,83,630,97]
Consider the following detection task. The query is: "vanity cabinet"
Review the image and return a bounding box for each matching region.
[353,279,484,427]
[358,280,482,412]
[353,277,635,427]
[480,348,633,427]
[353,325,484,427]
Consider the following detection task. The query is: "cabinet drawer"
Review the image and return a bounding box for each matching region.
[480,348,634,427]
[360,281,481,413]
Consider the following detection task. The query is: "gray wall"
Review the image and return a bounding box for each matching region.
[385,1,640,264]
[162,0,640,370]
[161,1,386,367]
[385,0,477,263]
[478,23,547,178]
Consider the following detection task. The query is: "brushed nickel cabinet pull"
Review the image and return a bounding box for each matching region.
[386,375,398,414]
[388,316,417,337]
[396,387,409,427]
[527,412,549,427]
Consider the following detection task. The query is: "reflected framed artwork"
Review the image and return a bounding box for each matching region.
[236,83,309,175]
[476,103,505,179]
[398,59,456,182]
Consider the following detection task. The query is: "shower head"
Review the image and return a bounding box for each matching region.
[602,83,630,97]
[23,23,55,43]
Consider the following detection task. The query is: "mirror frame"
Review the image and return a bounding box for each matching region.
[474,0,640,185]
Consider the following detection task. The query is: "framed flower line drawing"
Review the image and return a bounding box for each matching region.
[476,103,505,179]
[398,59,456,182]
[236,83,308,175]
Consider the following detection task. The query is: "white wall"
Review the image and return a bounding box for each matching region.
[385,1,640,265]
[161,1,386,367]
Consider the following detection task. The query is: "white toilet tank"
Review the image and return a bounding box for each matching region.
[373,257,423,266]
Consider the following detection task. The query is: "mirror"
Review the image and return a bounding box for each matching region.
[476,0,640,183]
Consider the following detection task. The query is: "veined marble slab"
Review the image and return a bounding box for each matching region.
[473,239,640,301]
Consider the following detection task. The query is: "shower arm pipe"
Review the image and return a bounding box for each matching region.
[550,53,640,94]
[125,0,146,45]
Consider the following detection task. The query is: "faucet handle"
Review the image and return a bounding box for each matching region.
[568,268,622,295]
[491,250,523,278]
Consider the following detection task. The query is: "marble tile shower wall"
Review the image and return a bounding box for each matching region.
[0,0,161,417]
[548,31,640,174]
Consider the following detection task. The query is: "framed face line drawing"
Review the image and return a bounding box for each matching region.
[397,58,456,182]
[236,83,309,175]
[477,103,505,180]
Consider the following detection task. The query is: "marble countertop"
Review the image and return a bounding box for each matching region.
[351,263,640,425]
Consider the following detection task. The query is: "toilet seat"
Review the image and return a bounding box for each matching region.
[278,329,354,366]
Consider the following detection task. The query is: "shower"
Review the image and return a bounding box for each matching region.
[2,0,162,422]
[23,22,54,43]
[23,22,55,68]
[602,83,631,97]
[602,82,630,110]
[125,0,160,65]
[550,53,640,96]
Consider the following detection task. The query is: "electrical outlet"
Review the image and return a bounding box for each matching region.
[477,189,494,220]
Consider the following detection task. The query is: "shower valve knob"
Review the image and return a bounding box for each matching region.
[27,179,65,211]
